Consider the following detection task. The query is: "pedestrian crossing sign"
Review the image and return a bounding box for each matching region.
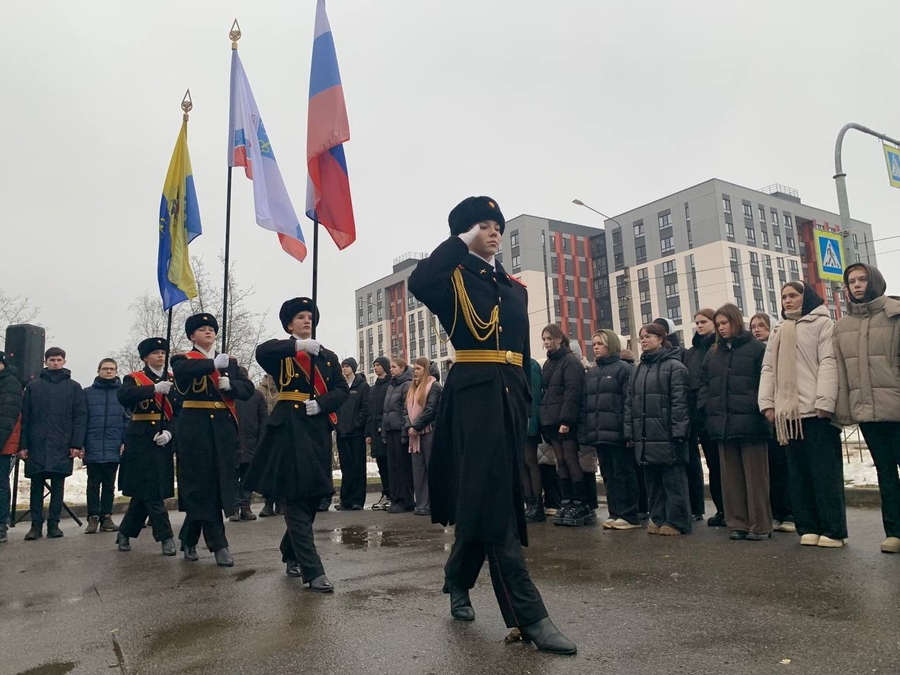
[814,230,844,282]
[884,144,900,189]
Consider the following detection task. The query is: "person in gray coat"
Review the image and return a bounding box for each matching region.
[625,324,691,535]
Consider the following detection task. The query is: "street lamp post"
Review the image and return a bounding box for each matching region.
[834,122,900,231]
[573,199,638,351]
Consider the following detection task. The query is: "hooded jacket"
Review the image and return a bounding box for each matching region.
[21,368,88,477]
[365,375,390,439]
[336,372,370,437]
[700,331,768,440]
[833,263,900,423]
[82,376,128,464]
[578,354,632,446]
[684,331,716,430]
[382,367,413,440]
[539,346,585,428]
[0,365,23,454]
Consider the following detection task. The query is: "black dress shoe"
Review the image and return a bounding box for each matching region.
[707,512,726,527]
[116,533,131,552]
[161,538,177,556]
[746,531,772,541]
[259,503,274,517]
[24,523,43,541]
[350,504,363,511]
[520,617,577,655]
[183,545,199,561]
[285,561,302,577]
[215,547,234,567]
[307,574,334,593]
[729,530,748,540]
[443,582,475,621]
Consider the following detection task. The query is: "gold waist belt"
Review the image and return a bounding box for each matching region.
[131,413,161,421]
[277,392,311,402]
[182,401,229,410]
[454,350,523,367]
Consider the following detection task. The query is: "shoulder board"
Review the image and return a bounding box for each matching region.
[509,275,527,288]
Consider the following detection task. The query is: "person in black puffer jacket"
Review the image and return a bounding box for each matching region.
[539,325,588,525]
[579,329,638,529]
[365,356,392,510]
[699,304,771,541]
[334,357,370,511]
[684,309,722,526]
[382,356,414,512]
[0,352,23,543]
[625,323,691,535]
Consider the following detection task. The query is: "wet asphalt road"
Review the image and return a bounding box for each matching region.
[2,500,898,675]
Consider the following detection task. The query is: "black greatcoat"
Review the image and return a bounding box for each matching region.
[117,367,178,501]
[171,351,254,520]
[245,339,348,500]
[408,236,531,546]
[21,368,87,478]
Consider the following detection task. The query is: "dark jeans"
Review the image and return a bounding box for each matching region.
[686,434,705,517]
[371,436,390,496]
[280,497,324,582]
[768,439,793,523]
[698,429,723,514]
[234,463,252,510]
[411,433,433,511]
[0,455,11,527]
[385,431,413,509]
[445,525,548,629]
[29,472,65,525]
[179,513,228,552]
[596,443,639,524]
[636,457,648,515]
[86,462,118,517]
[120,498,173,541]
[643,463,691,533]
[786,417,847,540]
[337,435,367,508]
[860,421,900,538]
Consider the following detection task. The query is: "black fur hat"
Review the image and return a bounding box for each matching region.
[280,297,320,332]
[138,337,168,359]
[185,314,218,339]
[448,196,505,236]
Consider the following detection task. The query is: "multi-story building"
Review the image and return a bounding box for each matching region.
[599,178,877,342]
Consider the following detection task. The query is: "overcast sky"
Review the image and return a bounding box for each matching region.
[2,1,899,385]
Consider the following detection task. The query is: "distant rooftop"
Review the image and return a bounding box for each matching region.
[392,251,428,273]
[759,183,801,204]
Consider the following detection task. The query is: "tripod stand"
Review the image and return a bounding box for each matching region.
[8,457,82,527]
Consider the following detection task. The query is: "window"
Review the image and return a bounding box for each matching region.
[612,229,621,245]
[784,215,793,229]
[764,254,772,268]
[735,295,744,312]
[616,274,627,288]
[658,213,672,230]
[660,236,674,253]
[639,289,651,303]
[752,274,762,289]
[829,309,837,321]
[853,233,859,246]
[774,233,782,249]
[614,252,623,269]
[635,245,646,262]
[767,277,775,291]
[742,203,753,218]
[667,305,682,322]
[562,237,569,253]
[641,311,653,324]
[665,283,678,298]
[750,251,759,264]
[662,260,677,274]
[633,221,645,238]
[786,237,795,252]
[756,299,766,312]
[758,206,766,223]
[549,234,556,249]
[637,268,648,281]
[685,203,691,220]
[564,258,573,275]
[726,222,735,239]
[761,230,769,246]
[565,279,573,294]
[729,247,739,262]
[723,196,732,214]
[551,257,558,273]
[512,255,520,269]
[746,227,756,243]
[777,257,785,270]
[771,211,780,227]
[510,230,519,247]
[789,260,800,277]
[732,270,741,285]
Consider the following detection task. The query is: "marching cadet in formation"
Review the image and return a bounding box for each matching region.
[246,297,349,593]
[171,314,254,566]
[408,196,577,655]
[116,337,178,556]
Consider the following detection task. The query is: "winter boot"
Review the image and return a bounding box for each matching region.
[85,516,100,534]
[259,501,275,517]
[525,496,546,523]
[116,533,131,552]
[46,520,64,538]
[240,506,257,521]
[24,522,42,541]
[562,482,596,527]
[99,515,119,532]
[228,509,242,522]
[274,500,285,516]
[553,478,573,526]
[0,524,8,543]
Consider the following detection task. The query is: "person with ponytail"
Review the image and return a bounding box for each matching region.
[404,357,442,516]
[759,281,845,548]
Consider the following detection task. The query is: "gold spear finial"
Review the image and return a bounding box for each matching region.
[230,19,241,50]
[182,89,193,121]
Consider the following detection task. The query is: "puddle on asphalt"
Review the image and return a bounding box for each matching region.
[15,662,77,675]
[324,525,445,550]
[146,617,234,655]
[233,569,256,582]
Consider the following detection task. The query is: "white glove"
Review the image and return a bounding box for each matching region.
[213,353,230,369]
[154,381,172,395]
[458,223,480,246]
[295,338,321,356]
[218,376,232,391]
[153,431,172,446]
[305,400,322,416]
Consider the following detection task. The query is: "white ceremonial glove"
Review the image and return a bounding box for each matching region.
[153,431,172,446]
[213,353,230,369]
[295,338,321,356]
[218,376,232,391]
[305,400,322,416]
[154,381,173,395]
[458,223,480,246]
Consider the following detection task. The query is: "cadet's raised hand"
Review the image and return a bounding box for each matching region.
[458,223,480,246]
[295,338,321,356]
[305,400,322,416]
[213,353,230,369]
[154,381,172,395]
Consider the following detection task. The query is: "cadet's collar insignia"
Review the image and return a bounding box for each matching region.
[480,269,487,275]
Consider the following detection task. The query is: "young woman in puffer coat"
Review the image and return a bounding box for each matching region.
[759,282,846,548]
[539,325,588,526]
[382,356,414,513]
[579,329,638,529]
[625,323,692,535]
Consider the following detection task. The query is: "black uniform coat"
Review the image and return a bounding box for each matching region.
[117,367,177,501]
[408,236,531,546]
[245,339,348,500]
[235,389,267,465]
[171,351,254,519]
[21,368,87,478]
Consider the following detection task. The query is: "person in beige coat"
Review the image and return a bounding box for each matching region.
[833,262,900,554]
[759,281,846,548]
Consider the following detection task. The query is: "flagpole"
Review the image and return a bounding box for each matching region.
[309,218,320,400]
[221,20,242,355]
[163,308,173,377]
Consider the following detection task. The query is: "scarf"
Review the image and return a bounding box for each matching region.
[772,308,803,445]
[407,376,435,454]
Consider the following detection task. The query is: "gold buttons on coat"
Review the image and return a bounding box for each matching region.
[209,414,214,419]
[294,404,300,409]
[151,421,156,426]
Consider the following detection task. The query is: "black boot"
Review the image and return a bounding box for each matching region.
[259,501,275,517]
[565,482,596,526]
[285,560,302,577]
[183,544,199,561]
[161,538,176,556]
[443,581,475,621]
[307,574,334,593]
[46,520,64,538]
[228,509,242,522]
[525,496,546,523]
[553,478,572,526]
[116,533,131,552]
[24,522,42,541]
[0,524,7,544]
[520,617,577,655]
[214,547,234,567]
[240,506,257,521]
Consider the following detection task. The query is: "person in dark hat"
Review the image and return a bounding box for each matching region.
[115,338,179,556]
[407,196,577,655]
[335,356,369,510]
[171,314,254,566]
[246,297,349,592]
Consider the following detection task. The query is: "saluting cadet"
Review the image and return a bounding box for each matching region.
[171,314,254,567]
[246,297,348,593]
[116,337,178,556]
[408,196,577,655]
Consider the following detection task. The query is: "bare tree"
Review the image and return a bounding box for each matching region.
[0,291,41,349]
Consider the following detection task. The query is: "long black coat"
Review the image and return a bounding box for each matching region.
[235,389,267,465]
[21,368,87,478]
[117,367,177,501]
[409,236,531,546]
[171,351,254,519]
[539,347,585,429]
[699,331,768,441]
[245,339,348,500]
[685,332,716,431]
[624,348,690,466]
[578,354,632,446]
[381,368,413,440]
[0,366,23,451]
[335,373,369,438]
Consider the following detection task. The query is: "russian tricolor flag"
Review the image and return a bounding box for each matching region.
[305,0,356,250]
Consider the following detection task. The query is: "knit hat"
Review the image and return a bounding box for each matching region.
[653,317,677,336]
[185,314,218,339]
[373,356,391,373]
[448,196,505,236]
[138,337,168,359]
[341,357,358,373]
[280,297,320,332]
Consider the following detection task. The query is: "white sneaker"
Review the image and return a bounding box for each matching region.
[881,537,900,554]
[602,518,616,529]
[800,533,820,546]
[775,521,797,533]
[612,519,642,530]
[817,535,844,548]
